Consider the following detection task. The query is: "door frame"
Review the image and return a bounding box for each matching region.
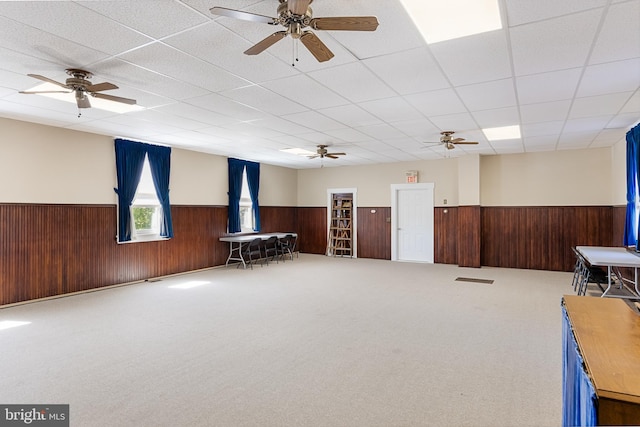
[327,187,357,258]
[390,183,434,262]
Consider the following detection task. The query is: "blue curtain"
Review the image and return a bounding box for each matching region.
[245,160,261,232]
[625,124,640,247]
[114,139,147,242]
[227,158,245,233]
[147,144,174,238]
[562,307,597,426]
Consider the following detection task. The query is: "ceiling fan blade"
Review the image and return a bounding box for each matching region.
[27,74,68,88]
[310,16,379,31]
[327,152,346,156]
[19,90,72,94]
[86,82,118,92]
[288,0,311,15]
[453,141,479,145]
[300,31,334,62]
[92,92,137,105]
[210,7,277,25]
[326,154,339,159]
[244,31,288,55]
[308,154,320,159]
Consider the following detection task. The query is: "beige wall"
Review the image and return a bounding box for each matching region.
[611,138,627,206]
[0,118,297,206]
[0,117,623,208]
[297,158,459,207]
[480,148,613,206]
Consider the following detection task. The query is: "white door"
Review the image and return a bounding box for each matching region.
[391,184,434,263]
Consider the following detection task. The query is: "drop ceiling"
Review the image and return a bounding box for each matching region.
[0,0,638,169]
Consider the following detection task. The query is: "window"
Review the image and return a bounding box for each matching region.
[114,138,173,243]
[131,156,162,240]
[238,168,254,232]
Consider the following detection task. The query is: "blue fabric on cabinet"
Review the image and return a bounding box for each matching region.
[114,139,147,242]
[562,307,597,427]
[147,144,174,238]
[624,123,640,246]
[245,160,261,232]
[227,158,245,233]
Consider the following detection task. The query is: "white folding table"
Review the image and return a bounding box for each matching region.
[219,232,297,269]
[576,246,640,299]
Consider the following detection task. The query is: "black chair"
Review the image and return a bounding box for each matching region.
[241,238,264,269]
[263,236,279,265]
[276,234,294,262]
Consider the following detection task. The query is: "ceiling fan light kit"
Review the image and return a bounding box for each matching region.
[422,131,479,151]
[211,0,379,64]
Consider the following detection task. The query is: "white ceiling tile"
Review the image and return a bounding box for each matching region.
[510,9,603,75]
[359,97,424,123]
[569,92,634,118]
[456,79,516,111]
[607,112,640,130]
[356,123,409,140]
[520,100,571,124]
[593,129,628,145]
[308,62,396,103]
[557,131,599,149]
[563,116,614,133]
[317,104,382,128]
[405,88,466,117]
[521,121,565,138]
[429,30,512,86]
[516,68,582,105]
[471,107,520,128]
[589,0,640,64]
[321,0,426,59]
[490,139,525,154]
[363,47,449,95]
[153,102,240,127]
[323,128,371,143]
[249,116,313,135]
[76,1,209,39]
[0,2,152,55]
[505,0,607,26]
[185,93,266,121]
[0,17,111,68]
[117,42,251,93]
[262,74,349,110]
[164,22,299,84]
[427,112,478,132]
[524,135,559,152]
[576,59,640,98]
[281,110,346,132]
[220,85,308,115]
[620,91,640,114]
[390,119,439,138]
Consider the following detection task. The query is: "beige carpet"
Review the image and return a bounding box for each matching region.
[0,255,572,426]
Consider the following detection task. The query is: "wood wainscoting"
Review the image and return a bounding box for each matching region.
[357,207,391,260]
[0,204,297,306]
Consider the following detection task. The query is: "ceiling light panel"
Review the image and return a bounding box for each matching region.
[399,0,502,44]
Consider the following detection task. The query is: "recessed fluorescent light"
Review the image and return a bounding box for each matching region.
[280,148,316,156]
[482,125,521,141]
[0,321,31,331]
[25,83,143,114]
[168,280,210,289]
[398,0,502,44]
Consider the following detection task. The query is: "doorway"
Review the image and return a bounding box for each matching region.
[391,183,434,263]
[327,188,357,258]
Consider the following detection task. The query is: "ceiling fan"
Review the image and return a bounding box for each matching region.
[19,68,137,110]
[423,131,479,150]
[308,144,346,159]
[210,0,379,63]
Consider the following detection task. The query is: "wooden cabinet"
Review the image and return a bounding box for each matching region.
[562,295,640,425]
[327,195,352,257]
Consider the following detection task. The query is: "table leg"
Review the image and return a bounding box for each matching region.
[601,265,613,297]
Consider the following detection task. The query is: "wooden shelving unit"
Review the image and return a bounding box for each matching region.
[327,194,352,257]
